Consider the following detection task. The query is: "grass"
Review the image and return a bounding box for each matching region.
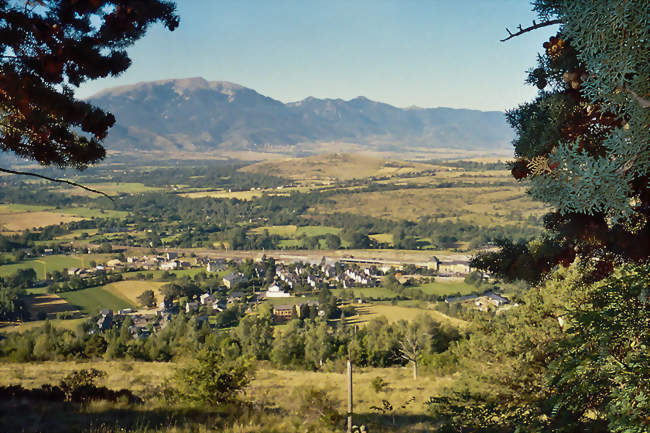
[0,360,452,432]
[59,285,133,313]
[332,286,399,299]
[0,209,82,232]
[0,255,84,279]
[414,280,479,297]
[98,280,167,306]
[241,153,439,182]
[182,189,264,200]
[0,317,86,334]
[315,184,547,224]
[59,182,162,197]
[347,303,469,329]
[25,293,80,318]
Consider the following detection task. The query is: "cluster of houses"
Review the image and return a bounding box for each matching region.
[126,252,192,271]
[444,290,511,312]
[94,308,152,339]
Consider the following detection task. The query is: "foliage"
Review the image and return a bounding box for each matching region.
[0,0,178,167]
[475,0,649,283]
[428,262,650,432]
[175,348,250,406]
[136,289,155,307]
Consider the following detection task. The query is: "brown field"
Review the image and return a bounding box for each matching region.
[26,293,80,319]
[0,360,452,423]
[0,209,81,233]
[101,280,167,306]
[241,153,442,183]
[314,185,547,224]
[348,303,470,329]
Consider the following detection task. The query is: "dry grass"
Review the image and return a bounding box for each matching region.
[347,303,469,329]
[26,293,79,319]
[100,280,167,306]
[0,360,449,429]
[0,209,81,232]
[314,184,547,224]
[241,153,440,183]
[0,361,175,392]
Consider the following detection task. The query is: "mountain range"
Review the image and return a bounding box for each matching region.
[88,77,514,158]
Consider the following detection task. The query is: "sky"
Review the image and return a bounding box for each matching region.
[77,0,559,112]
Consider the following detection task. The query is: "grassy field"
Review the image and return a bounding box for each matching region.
[348,303,469,329]
[332,287,399,299]
[0,208,82,233]
[0,317,86,334]
[250,225,341,238]
[315,185,546,224]
[58,207,129,219]
[0,255,82,279]
[25,293,80,319]
[99,280,167,306]
[59,285,133,313]
[0,360,452,430]
[242,153,440,183]
[414,280,478,297]
[58,182,162,197]
[0,254,115,279]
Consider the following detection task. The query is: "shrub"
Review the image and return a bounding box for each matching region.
[175,349,251,406]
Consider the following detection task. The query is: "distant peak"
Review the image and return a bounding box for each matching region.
[88,77,251,99]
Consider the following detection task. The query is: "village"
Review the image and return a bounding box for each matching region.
[59,250,512,340]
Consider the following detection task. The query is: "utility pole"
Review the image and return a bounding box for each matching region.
[347,359,353,433]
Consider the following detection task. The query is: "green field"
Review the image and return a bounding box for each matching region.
[0,255,83,279]
[332,286,398,299]
[415,280,478,296]
[59,285,133,313]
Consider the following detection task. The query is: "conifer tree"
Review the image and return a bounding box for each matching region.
[0,1,178,171]
[474,0,649,283]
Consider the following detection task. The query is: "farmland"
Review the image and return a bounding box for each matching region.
[59,286,133,313]
[0,254,114,279]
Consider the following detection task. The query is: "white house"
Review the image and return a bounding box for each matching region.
[265,283,291,298]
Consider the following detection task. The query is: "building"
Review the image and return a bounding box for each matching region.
[206,259,227,273]
[272,305,294,321]
[265,283,291,298]
[223,272,248,289]
[199,293,216,305]
[185,301,199,313]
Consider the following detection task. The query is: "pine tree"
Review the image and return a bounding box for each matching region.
[0,1,178,169]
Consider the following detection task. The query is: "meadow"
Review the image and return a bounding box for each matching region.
[97,280,168,306]
[0,254,115,279]
[59,285,133,313]
[0,360,450,432]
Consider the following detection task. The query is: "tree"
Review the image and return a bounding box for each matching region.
[0,1,178,187]
[136,289,155,308]
[475,0,649,283]
[175,348,250,406]
[431,2,650,432]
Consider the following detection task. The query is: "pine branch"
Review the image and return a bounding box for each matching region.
[0,167,114,200]
[501,19,563,42]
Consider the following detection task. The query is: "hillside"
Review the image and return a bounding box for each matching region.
[240,153,440,182]
[88,77,514,159]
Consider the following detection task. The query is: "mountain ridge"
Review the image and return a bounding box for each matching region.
[88,77,514,158]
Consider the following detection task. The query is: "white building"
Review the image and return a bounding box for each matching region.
[265,283,291,298]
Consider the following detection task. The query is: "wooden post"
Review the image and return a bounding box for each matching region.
[347,359,353,433]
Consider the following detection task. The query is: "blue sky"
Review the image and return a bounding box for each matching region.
[78,0,558,111]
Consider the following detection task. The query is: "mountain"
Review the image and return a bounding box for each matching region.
[88,77,513,157]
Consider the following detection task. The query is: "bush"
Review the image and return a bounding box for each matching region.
[371,376,387,393]
[175,349,251,406]
[295,387,343,428]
